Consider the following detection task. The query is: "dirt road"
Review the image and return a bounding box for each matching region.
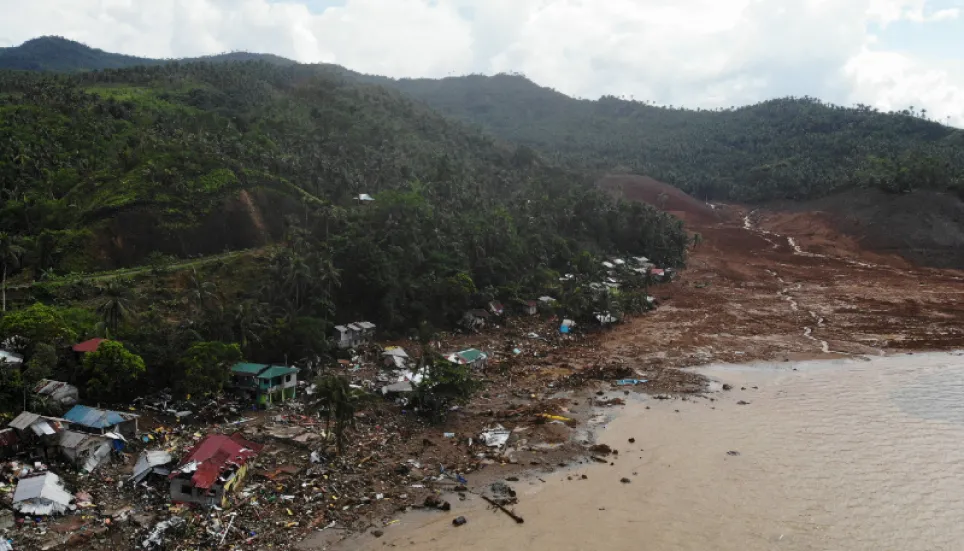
[603,204,964,368]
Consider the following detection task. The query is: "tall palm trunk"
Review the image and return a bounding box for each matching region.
[2,264,6,312]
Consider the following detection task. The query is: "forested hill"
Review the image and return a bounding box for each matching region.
[8,37,964,204]
[0,36,295,71]
[381,74,964,202]
[0,62,687,332]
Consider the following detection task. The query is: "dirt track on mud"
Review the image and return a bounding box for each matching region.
[603,203,964,368]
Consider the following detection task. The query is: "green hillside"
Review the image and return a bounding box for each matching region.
[0,60,684,344]
[381,73,964,202]
[0,36,295,72]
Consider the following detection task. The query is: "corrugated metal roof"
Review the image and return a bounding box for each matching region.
[72,338,106,353]
[231,362,269,375]
[13,473,73,514]
[357,321,376,329]
[447,348,488,365]
[9,411,41,430]
[173,434,263,490]
[59,430,91,449]
[257,365,298,380]
[63,405,138,429]
[383,347,409,358]
[34,380,80,405]
[131,450,174,483]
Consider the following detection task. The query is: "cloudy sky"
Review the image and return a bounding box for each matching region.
[2,0,963,125]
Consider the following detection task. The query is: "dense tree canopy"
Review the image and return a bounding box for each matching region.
[382,73,964,202]
[0,59,688,413]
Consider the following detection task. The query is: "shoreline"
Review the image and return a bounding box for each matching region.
[311,349,964,551]
[323,349,964,551]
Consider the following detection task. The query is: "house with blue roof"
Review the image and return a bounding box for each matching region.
[230,362,300,407]
[63,405,139,439]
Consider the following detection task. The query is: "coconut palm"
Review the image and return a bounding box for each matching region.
[313,374,367,454]
[96,281,134,337]
[0,232,24,312]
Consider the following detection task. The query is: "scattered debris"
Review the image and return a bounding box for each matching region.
[12,472,74,515]
[452,516,468,527]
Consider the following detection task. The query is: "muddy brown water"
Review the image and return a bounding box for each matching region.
[333,351,964,551]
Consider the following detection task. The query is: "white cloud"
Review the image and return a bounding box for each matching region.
[1,0,962,126]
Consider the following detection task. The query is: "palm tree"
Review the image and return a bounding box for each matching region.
[0,232,24,312]
[313,374,366,454]
[96,281,134,337]
[186,268,219,314]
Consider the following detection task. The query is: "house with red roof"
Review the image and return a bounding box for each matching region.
[72,338,106,354]
[169,433,263,507]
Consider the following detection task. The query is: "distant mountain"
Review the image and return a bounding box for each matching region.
[380,73,964,203]
[0,36,296,72]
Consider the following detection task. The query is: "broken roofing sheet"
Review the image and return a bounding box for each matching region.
[8,412,66,437]
[12,472,73,515]
[172,433,262,490]
[131,450,174,484]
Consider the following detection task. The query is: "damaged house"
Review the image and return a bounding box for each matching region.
[446,348,488,370]
[230,363,300,406]
[59,430,117,472]
[382,347,409,369]
[131,450,174,484]
[461,309,491,331]
[13,472,73,515]
[333,322,376,349]
[8,412,68,456]
[169,433,263,507]
[34,379,80,408]
[63,405,139,439]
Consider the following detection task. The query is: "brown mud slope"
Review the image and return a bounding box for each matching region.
[597,174,720,223]
[772,189,964,270]
[601,203,964,368]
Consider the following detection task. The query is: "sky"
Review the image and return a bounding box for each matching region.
[1,0,963,126]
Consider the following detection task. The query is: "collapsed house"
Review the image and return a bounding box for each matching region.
[8,412,68,454]
[461,309,490,331]
[58,430,116,472]
[333,322,376,349]
[33,379,80,407]
[230,363,300,406]
[12,472,73,515]
[169,433,263,507]
[63,405,139,439]
[131,450,174,484]
[382,347,409,369]
[446,348,488,370]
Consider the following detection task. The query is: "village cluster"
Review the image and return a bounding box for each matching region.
[0,255,673,550]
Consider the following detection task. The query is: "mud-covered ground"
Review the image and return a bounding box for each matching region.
[6,202,962,551]
[606,203,964,369]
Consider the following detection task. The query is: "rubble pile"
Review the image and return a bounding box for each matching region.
[0,312,707,550]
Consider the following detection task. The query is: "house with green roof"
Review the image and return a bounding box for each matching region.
[444,348,488,370]
[230,362,300,406]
